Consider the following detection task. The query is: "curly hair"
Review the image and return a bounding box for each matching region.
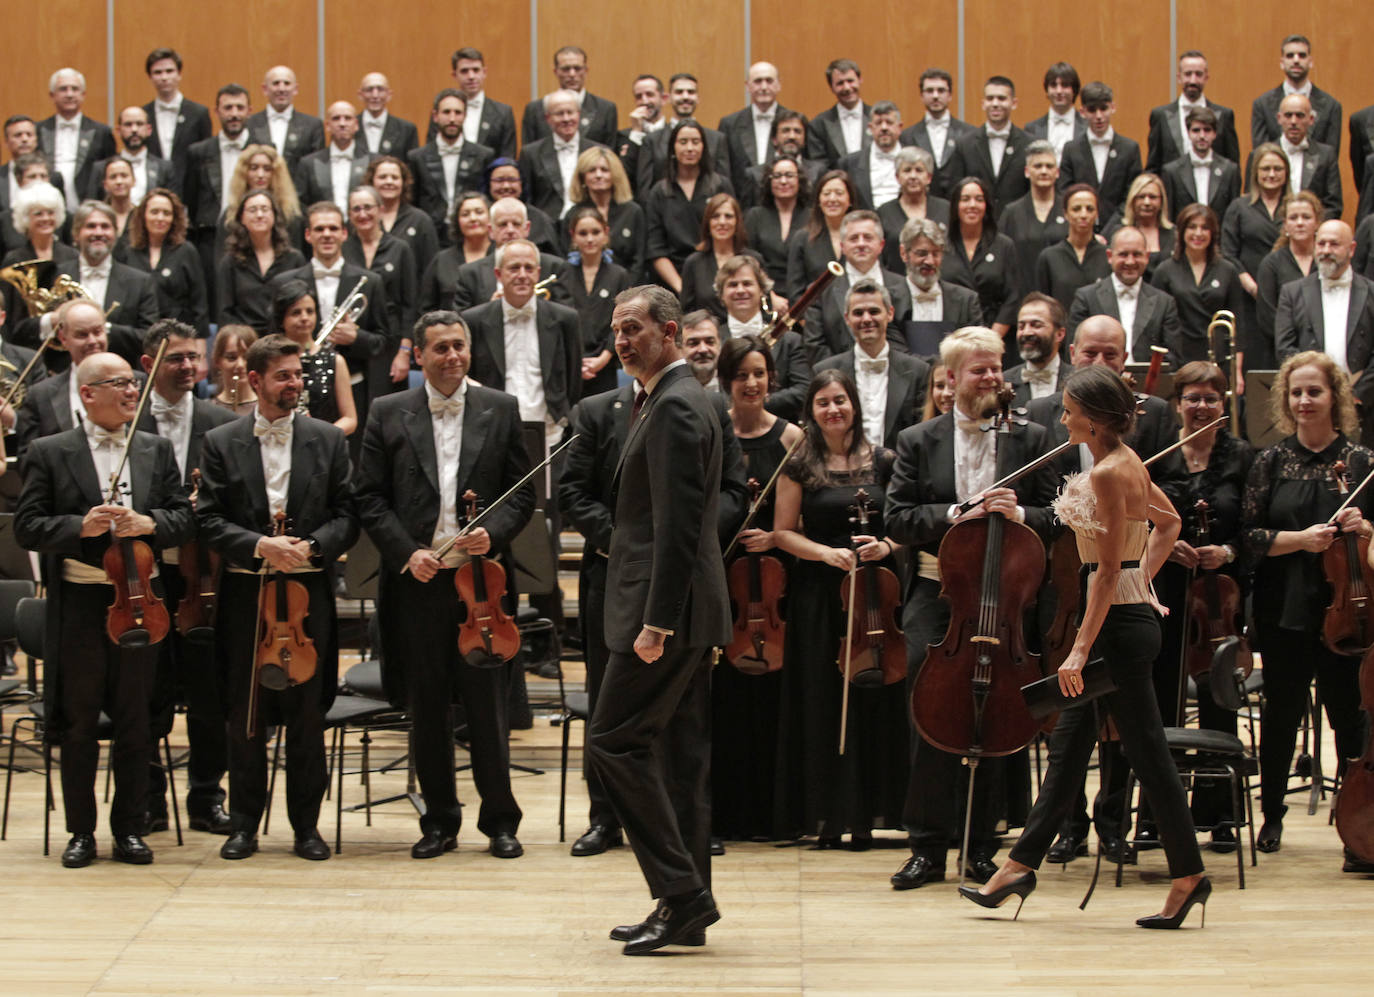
[363,155,415,205]
[1272,350,1359,436]
[226,144,301,221]
[126,187,188,248]
[223,190,292,264]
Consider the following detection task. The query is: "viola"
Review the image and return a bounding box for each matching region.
[102,491,171,648]
[1334,642,1374,862]
[1184,499,1251,683]
[454,489,521,668]
[838,489,905,688]
[175,468,221,643]
[725,479,786,675]
[1322,461,1374,656]
[253,511,317,693]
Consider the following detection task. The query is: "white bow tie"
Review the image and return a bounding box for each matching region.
[150,395,187,422]
[59,120,79,131]
[914,290,940,304]
[157,101,179,113]
[1324,273,1353,290]
[1051,114,1074,126]
[221,137,244,151]
[956,412,994,434]
[438,143,464,157]
[269,111,291,123]
[504,302,536,323]
[1118,283,1138,299]
[429,395,464,419]
[1189,155,1213,169]
[554,139,578,154]
[254,415,292,445]
[1089,135,1112,146]
[121,151,144,164]
[313,262,343,280]
[87,424,125,449]
[874,147,897,161]
[858,357,887,375]
[986,128,1010,140]
[1024,367,1056,386]
[732,318,764,336]
[331,152,353,162]
[1285,139,1310,153]
[81,264,110,281]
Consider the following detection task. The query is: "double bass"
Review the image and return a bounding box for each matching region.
[725,479,787,675]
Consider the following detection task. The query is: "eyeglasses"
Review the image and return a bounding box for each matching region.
[1180,393,1223,406]
[164,351,200,366]
[88,376,138,391]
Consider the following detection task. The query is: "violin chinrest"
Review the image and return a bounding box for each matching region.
[464,648,508,670]
[850,667,887,689]
[732,656,772,676]
[116,627,151,650]
[258,664,291,691]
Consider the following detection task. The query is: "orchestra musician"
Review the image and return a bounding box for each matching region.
[355,310,535,860]
[195,334,358,861]
[14,351,193,867]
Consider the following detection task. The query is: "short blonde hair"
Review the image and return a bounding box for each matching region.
[568,147,632,204]
[940,325,1004,376]
[1272,350,1359,436]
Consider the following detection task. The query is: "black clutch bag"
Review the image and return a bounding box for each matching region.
[1021,658,1116,720]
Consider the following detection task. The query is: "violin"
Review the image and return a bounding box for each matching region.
[1322,461,1374,656]
[725,478,787,675]
[1334,642,1374,863]
[175,468,221,643]
[454,489,521,668]
[837,489,905,688]
[1184,499,1250,674]
[253,510,317,695]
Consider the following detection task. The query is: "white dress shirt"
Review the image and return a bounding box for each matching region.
[425,379,468,558]
[1283,80,1313,99]
[86,420,132,509]
[1022,353,1061,400]
[1177,96,1205,152]
[1281,136,1308,195]
[869,144,900,207]
[150,390,193,478]
[553,136,579,216]
[1046,111,1077,159]
[845,261,881,288]
[79,259,110,311]
[461,93,485,145]
[154,95,183,156]
[986,126,1010,178]
[854,344,890,446]
[925,114,950,166]
[54,114,83,210]
[1113,274,1140,343]
[838,104,865,155]
[1089,128,1115,182]
[267,107,294,154]
[313,257,343,318]
[219,134,247,211]
[122,147,150,203]
[1321,270,1353,372]
[436,135,465,208]
[361,111,388,152]
[254,411,294,516]
[1190,152,1214,206]
[907,279,943,321]
[329,142,356,210]
[752,105,776,164]
[501,299,554,442]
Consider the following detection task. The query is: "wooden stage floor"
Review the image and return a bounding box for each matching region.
[0,666,1367,996]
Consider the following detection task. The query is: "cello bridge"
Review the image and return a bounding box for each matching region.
[970,636,1001,646]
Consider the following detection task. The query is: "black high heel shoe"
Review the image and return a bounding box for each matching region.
[1135,876,1212,929]
[958,870,1037,920]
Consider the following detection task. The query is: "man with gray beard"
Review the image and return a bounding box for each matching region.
[897,216,982,355]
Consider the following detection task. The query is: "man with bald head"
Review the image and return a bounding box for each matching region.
[294,101,373,211]
[246,65,325,172]
[519,89,606,223]
[521,45,619,147]
[448,197,567,311]
[355,73,418,159]
[719,61,795,194]
[408,89,495,240]
[94,107,175,203]
[38,67,116,210]
[15,351,193,868]
[1068,226,1184,364]
[1264,93,1343,219]
[1251,35,1343,153]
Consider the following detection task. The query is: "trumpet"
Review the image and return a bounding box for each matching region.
[533,274,556,299]
[313,276,368,349]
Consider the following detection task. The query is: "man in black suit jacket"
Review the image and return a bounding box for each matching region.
[815,279,929,448]
[884,325,1058,889]
[945,77,1030,213]
[142,48,213,176]
[39,68,117,211]
[294,101,374,210]
[98,107,176,202]
[718,62,794,197]
[1160,107,1241,224]
[1003,292,1071,407]
[802,211,912,364]
[246,65,325,174]
[1056,82,1142,224]
[1022,62,1087,159]
[900,68,975,200]
[1146,51,1241,174]
[518,91,606,224]
[1251,35,1343,153]
[837,101,903,210]
[14,351,194,868]
[521,46,618,148]
[623,73,732,196]
[408,90,495,241]
[355,73,419,160]
[807,59,870,169]
[1260,94,1343,220]
[449,199,567,312]
[444,47,517,160]
[356,312,535,860]
[196,335,358,861]
[134,320,238,836]
[895,216,984,355]
[586,286,729,953]
[1069,227,1184,365]
[182,85,253,310]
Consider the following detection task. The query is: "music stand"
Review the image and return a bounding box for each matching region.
[1123,362,1174,400]
[1245,371,1283,448]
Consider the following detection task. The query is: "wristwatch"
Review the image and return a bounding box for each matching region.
[1222,544,1237,564]
[307,536,322,561]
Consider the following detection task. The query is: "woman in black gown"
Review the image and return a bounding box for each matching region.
[269,279,357,436]
[786,170,855,296]
[711,335,805,842]
[743,152,810,299]
[941,176,1022,348]
[216,190,307,333]
[1254,190,1319,366]
[644,118,731,294]
[124,188,209,335]
[1221,143,1291,371]
[364,155,440,276]
[999,140,1067,290]
[879,147,948,275]
[554,205,631,397]
[1150,203,1246,366]
[680,193,759,320]
[772,370,908,847]
[1034,183,1110,314]
[564,147,645,283]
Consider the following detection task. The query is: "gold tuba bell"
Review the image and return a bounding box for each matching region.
[0,259,103,324]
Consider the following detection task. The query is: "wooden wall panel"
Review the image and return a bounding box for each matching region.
[322,2,530,141]
[112,0,318,119]
[754,0,960,127]
[0,0,108,128]
[536,0,746,133]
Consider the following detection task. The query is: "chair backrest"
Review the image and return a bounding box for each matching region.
[0,579,36,642]
[14,596,45,662]
[341,532,381,601]
[1208,637,1249,712]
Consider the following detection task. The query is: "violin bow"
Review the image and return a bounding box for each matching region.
[722,433,806,561]
[105,338,169,503]
[1327,463,1374,526]
[1141,416,1229,468]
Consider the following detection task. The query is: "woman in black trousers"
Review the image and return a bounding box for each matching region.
[966,366,1209,928]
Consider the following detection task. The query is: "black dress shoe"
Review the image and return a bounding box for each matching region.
[489,831,523,858]
[1210,826,1237,854]
[1100,835,1137,865]
[710,836,726,856]
[813,835,843,850]
[61,833,97,868]
[411,829,458,859]
[890,854,946,890]
[964,852,999,884]
[111,834,154,865]
[610,904,706,945]
[849,832,873,852]
[1257,819,1283,854]
[1133,824,1161,850]
[143,812,169,835]
[220,831,259,860]
[188,805,233,836]
[1046,832,1088,864]
[622,890,720,955]
[294,831,331,861]
[571,824,623,856]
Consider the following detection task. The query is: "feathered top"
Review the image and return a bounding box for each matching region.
[1053,472,1155,607]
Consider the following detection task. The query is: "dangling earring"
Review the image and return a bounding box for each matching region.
[1089,423,1096,436]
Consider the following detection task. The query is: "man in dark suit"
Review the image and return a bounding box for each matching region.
[14,351,194,868]
[802,210,912,364]
[807,59,870,169]
[521,46,618,148]
[39,68,117,212]
[1252,35,1343,153]
[408,90,495,241]
[900,68,975,200]
[438,47,517,160]
[1003,292,1070,407]
[623,73,732,197]
[1264,94,1343,220]
[1160,107,1241,224]
[355,73,419,160]
[884,325,1058,890]
[356,311,535,860]
[246,65,325,174]
[182,84,253,309]
[945,77,1030,213]
[12,299,121,455]
[1056,82,1142,225]
[718,62,794,200]
[1022,62,1087,160]
[1069,226,1184,365]
[715,255,812,421]
[815,279,928,448]
[895,216,984,355]
[196,335,358,861]
[518,90,605,224]
[587,285,729,953]
[294,101,374,211]
[1146,51,1240,174]
[837,101,903,210]
[97,107,176,203]
[450,198,565,311]
[134,320,237,836]
[1276,221,1374,417]
[142,48,212,181]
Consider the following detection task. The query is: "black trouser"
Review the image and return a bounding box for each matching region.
[901,579,1004,861]
[589,640,712,898]
[57,581,155,836]
[577,553,618,830]
[387,569,521,838]
[1009,604,1205,878]
[219,573,328,837]
[1254,621,1364,821]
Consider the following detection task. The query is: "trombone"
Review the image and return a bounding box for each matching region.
[313,276,369,349]
[1206,309,1241,429]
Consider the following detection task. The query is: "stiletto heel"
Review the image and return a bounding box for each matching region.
[1135,876,1211,929]
[959,870,1037,918]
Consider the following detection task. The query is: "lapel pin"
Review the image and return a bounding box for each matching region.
[407,226,417,236]
[1210,278,1220,288]
[1109,149,1118,158]
[1213,166,1222,176]
[622,228,631,238]
[985,252,996,263]
[599,288,609,298]
[161,268,172,277]
[1055,216,1064,224]
[385,262,395,272]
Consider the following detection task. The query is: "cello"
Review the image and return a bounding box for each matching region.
[247,511,318,737]
[454,489,521,669]
[1322,461,1374,656]
[725,479,788,675]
